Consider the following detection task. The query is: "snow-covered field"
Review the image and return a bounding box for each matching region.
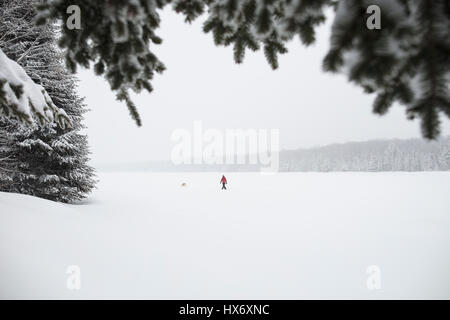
[1,172,450,299]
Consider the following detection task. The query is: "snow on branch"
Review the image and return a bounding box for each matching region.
[0,48,71,128]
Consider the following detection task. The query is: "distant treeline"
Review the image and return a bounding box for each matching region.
[280,137,450,172]
[96,137,450,173]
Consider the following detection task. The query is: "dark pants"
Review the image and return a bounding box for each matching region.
[222,183,226,190]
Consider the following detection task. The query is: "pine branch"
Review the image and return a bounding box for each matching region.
[16,34,42,63]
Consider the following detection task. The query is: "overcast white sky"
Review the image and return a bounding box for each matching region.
[77,7,449,165]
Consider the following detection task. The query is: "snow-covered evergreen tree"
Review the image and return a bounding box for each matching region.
[0,122,15,189]
[0,0,95,203]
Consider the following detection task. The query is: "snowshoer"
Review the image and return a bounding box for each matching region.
[220,175,227,190]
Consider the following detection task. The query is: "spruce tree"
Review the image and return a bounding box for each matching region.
[0,0,95,203]
[0,122,15,189]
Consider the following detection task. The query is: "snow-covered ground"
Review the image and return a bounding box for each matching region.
[1,172,450,299]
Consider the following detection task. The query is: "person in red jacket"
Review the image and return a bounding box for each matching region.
[220,175,227,190]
